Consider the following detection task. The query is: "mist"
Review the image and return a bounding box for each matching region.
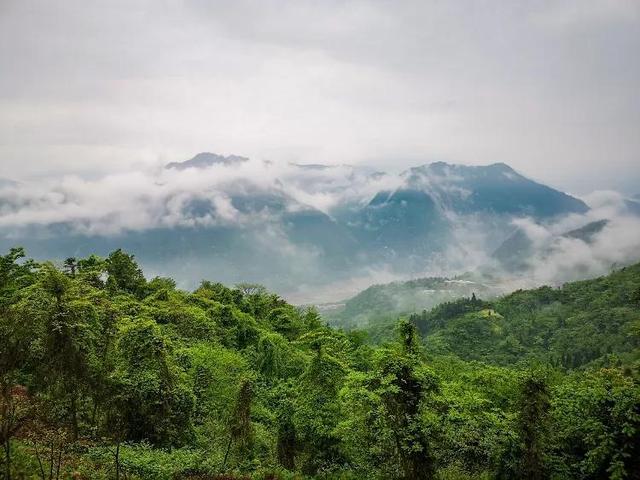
[1,156,639,305]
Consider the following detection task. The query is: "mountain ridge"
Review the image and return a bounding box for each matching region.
[1,152,626,300]
[165,152,249,170]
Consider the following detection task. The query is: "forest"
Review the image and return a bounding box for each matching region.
[1,247,639,480]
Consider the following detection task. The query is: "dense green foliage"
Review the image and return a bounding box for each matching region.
[322,276,497,330]
[1,247,639,479]
[410,266,640,369]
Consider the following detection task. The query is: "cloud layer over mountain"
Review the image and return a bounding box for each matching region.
[1,154,639,302]
[0,156,400,235]
[503,191,640,286]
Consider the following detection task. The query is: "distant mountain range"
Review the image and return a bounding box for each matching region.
[331,161,588,269]
[0,152,636,301]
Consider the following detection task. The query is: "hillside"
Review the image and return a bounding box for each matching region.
[411,263,640,369]
[1,247,639,479]
[328,263,640,372]
[322,274,503,329]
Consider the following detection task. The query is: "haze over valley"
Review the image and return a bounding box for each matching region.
[1,151,639,304]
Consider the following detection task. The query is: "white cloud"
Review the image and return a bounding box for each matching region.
[0,157,402,234]
[503,198,640,287]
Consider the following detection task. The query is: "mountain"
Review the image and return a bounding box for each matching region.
[0,192,360,295]
[400,162,588,217]
[164,158,588,226]
[339,188,449,260]
[165,152,249,170]
[564,219,609,241]
[0,154,606,300]
[332,260,640,371]
[332,162,589,273]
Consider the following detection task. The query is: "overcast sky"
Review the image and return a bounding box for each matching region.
[1,0,639,194]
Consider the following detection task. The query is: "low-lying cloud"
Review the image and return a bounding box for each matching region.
[0,158,401,236]
[516,197,640,285]
[1,160,639,304]
[481,191,640,290]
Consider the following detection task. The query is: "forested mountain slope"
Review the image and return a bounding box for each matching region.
[0,248,638,479]
[322,275,502,329]
[411,263,640,369]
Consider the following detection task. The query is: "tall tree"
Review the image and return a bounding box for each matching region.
[294,345,346,475]
[114,319,194,447]
[0,248,37,479]
[517,370,550,480]
[378,321,438,480]
[0,250,38,480]
[223,379,254,469]
[339,320,439,479]
[37,264,100,441]
[105,249,146,297]
[62,257,77,277]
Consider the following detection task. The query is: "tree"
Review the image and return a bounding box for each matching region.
[397,318,420,354]
[114,319,194,447]
[340,320,439,479]
[0,248,37,479]
[0,247,36,307]
[294,346,346,474]
[276,392,297,471]
[267,306,303,340]
[1,247,638,479]
[551,369,640,480]
[302,306,323,331]
[256,332,287,378]
[76,254,106,289]
[376,324,438,480]
[37,264,100,441]
[0,386,32,480]
[223,379,254,470]
[62,258,77,277]
[517,370,550,480]
[105,249,146,297]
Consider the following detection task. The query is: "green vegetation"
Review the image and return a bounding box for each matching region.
[411,267,640,369]
[321,276,499,330]
[1,247,639,479]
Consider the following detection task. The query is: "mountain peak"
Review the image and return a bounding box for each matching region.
[395,160,587,218]
[166,152,249,170]
[488,162,515,172]
[406,161,516,175]
[401,162,522,185]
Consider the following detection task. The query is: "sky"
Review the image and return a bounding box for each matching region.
[1,0,639,195]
